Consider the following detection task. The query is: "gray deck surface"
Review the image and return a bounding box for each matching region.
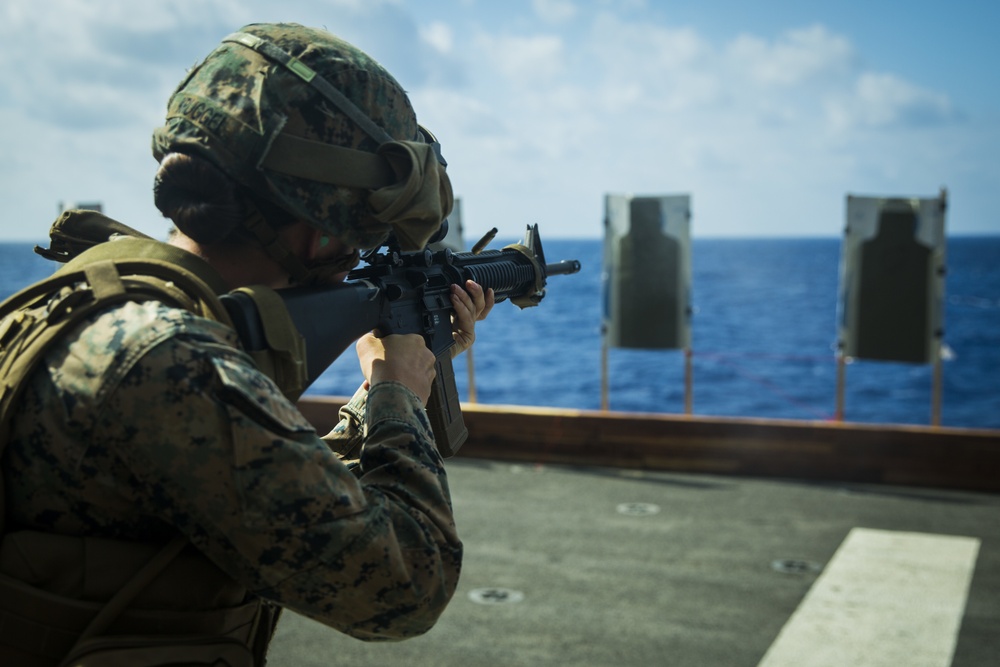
[266,459,1000,666]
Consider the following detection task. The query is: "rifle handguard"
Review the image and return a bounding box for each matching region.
[501,243,546,308]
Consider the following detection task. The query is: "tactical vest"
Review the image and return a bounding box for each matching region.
[0,213,295,666]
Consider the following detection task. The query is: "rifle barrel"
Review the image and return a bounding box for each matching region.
[546,259,582,276]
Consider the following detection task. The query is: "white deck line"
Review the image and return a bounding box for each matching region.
[758,528,980,667]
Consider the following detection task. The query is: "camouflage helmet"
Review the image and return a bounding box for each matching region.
[152,22,451,250]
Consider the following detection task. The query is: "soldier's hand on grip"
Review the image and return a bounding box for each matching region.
[357,332,437,405]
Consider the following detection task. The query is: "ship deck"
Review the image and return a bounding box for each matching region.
[266,399,1000,666]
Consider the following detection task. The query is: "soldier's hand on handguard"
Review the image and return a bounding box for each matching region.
[357,332,437,405]
[450,279,495,358]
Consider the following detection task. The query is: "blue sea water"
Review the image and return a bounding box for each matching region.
[2,237,998,430]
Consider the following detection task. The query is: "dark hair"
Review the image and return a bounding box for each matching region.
[154,152,299,248]
[153,152,246,245]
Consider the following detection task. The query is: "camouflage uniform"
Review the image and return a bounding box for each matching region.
[3,287,462,640]
[2,22,462,660]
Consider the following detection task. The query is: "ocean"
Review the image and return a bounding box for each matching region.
[2,236,998,430]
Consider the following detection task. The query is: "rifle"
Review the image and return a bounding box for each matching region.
[221,223,581,457]
[33,210,580,457]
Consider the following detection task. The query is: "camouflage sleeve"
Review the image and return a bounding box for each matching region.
[322,385,368,466]
[101,330,462,640]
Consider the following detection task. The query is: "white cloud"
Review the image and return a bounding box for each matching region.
[592,13,712,75]
[596,0,647,10]
[421,21,454,53]
[0,1,985,242]
[533,0,578,24]
[827,72,956,131]
[441,12,972,239]
[475,33,567,87]
[575,14,724,123]
[727,25,856,87]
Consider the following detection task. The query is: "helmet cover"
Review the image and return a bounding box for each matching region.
[152,22,430,249]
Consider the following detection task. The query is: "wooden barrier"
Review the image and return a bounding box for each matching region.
[298,397,1000,493]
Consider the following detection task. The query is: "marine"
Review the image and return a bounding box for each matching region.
[0,21,493,666]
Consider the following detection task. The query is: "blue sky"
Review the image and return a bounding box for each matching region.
[1,0,997,241]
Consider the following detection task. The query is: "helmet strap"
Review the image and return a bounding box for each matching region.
[223,30,451,253]
[224,32,393,146]
[299,250,361,286]
[241,204,310,284]
[242,202,361,286]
